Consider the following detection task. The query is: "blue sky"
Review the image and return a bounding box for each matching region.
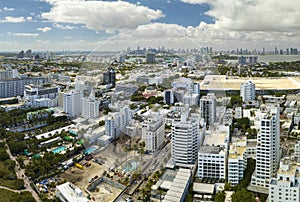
[0,0,300,51]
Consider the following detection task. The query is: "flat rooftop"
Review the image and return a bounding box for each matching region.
[201,75,300,91]
[277,162,299,176]
[204,132,228,146]
[193,183,215,194]
[229,146,246,159]
[199,145,224,154]
[56,182,88,202]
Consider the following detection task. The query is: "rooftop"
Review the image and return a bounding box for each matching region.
[204,132,228,146]
[199,145,225,154]
[229,145,246,159]
[201,75,300,91]
[56,182,88,202]
[193,183,215,194]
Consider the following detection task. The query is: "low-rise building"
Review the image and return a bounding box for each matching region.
[56,182,89,202]
[162,168,191,202]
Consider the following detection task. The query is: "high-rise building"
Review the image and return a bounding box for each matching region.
[63,90,82,118]
[81,89,99,119]
[103,68,116,86]
[200,93,216,127]
[251,106,280,188]
[142,113,165,153]
[172,108,200,167]
[294,142,300,159]
[228,138,247,186]
[0,77,50,98]
[0,68,19,80]
[240,80,255,101]
[105,105,132,139]
[146,52,156,63]
[269,157,300,202]
[163,90,175,105]
[198,126,229,181]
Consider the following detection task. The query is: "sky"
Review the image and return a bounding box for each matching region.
[0,0,300,52]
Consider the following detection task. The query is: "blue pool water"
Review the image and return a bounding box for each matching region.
[84,146,97,154]
[123,161,139,173]
[52,146,67,154]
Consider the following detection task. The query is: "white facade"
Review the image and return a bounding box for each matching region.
[172,109,200,167]
[197,129,229,180]
[269,157,300,202]
[198,146,226,179]
[200,93,216,127]
[105,105,132,139]
[56,182,88,202]
[183,93,199,106]
[295,142,300,159]
[81,90,99,119]
[251,106,281,188]
[240,80,255,101]
[142,113,165,153]
[63,90,82,118]
[105,116,116,139]
[24,84,59,108]
[162,168,191,202]
[228,139,247,186]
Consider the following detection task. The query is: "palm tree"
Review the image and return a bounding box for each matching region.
[139,141,145,162]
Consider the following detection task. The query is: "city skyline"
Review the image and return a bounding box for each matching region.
[1,0,300,51]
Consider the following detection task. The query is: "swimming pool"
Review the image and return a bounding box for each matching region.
[122,160,139,173]
[84,146,97,155]
[52,146,67,154]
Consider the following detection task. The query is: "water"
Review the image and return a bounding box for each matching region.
[84,146,97,154]
[122,160,139,173]
[258,55,300,63]
[52,146,67,154]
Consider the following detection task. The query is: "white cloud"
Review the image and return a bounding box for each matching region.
[95,20,300,51]
[181,0,300,32]
[37,27,52,33]
[53,23,76,30]
[1,16,26,23]
[27,16,33,21]
[7,32,39,37]
[41,0,164,33]
[2,7,14,12]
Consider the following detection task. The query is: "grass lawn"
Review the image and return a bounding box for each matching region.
[0,188,35,202]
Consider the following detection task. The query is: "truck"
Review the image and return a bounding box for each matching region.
[75,163,83,170]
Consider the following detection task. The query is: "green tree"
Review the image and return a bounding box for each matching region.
[232,188,256,202]
[214,191,225,202]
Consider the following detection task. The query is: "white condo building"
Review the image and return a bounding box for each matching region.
[251,106,280,188]
[24,84,59,108]
[200,93,216,127]
[198,127,229,180]
[142,113,165,153]
[240,80,255,101]
[63,90,82,118]
[228,138,247,186]
[105,105,132,139]
[269,157,300,202]
[295,142,300,160]
[172,108,200,167]
[81,89,99,119]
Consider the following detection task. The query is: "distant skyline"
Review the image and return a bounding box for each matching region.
[1,0,300,52]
